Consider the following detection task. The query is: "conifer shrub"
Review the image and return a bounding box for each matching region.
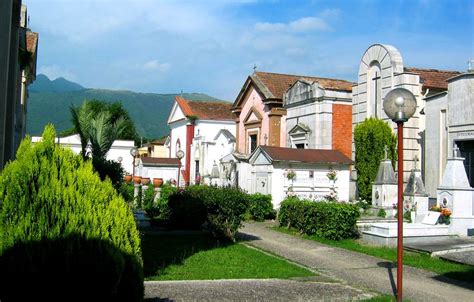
[0,125,143,301]
[278,196,360,240]
[354,117,397,202]
[246,193,276,221]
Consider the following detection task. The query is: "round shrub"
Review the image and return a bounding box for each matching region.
[0,125,143,301]
[247,193,276,221]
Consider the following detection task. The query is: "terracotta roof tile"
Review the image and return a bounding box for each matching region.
[260,146,352,165]
[141,157,179,166]
[254,71,354,98]
[404,67,461,90]
[175,96,234,121]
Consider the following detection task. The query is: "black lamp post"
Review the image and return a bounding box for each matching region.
[382,87,416,302]
[176,149,185,188]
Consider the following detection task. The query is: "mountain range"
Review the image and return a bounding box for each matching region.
[27,74,227,139]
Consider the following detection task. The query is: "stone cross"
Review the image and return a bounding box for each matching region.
[413,155,419,170]
[253,64,257,73]
[453,144,460,157]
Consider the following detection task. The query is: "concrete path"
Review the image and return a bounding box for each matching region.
[237,222,474,302]
[145,279,374,301]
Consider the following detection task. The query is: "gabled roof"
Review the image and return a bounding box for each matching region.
[141,157,179,167]
[255,71,354,96]
[258,146,352,165]
[289,123,311,135]
[214,129,236,142]
[404,67,461,91]
[175,96,234,121]
[233,71,354,109]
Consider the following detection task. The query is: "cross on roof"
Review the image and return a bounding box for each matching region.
[253,64,257,73]
[413,155,419,170]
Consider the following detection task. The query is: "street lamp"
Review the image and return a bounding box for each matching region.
[382,87,416,302]
[130,147,138,178]
[176,149,185,188]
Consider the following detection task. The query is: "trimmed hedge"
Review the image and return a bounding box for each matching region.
[167,185,249,241]
[278,197,360,240]
[247,193,276,221]
[0,125,143,301]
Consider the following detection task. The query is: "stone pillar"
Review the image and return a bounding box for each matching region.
[133,184,140,208]
[153,187,162,206]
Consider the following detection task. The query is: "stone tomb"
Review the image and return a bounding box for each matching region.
[436,147,474,236]
[371,150,397,217]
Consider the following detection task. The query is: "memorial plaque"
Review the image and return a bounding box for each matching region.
[422,211,441,225]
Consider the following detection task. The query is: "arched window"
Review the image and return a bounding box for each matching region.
[367,62,382,118]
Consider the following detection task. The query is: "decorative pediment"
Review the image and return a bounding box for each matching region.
[249,147,272,165]
[284,79,323,106]
[244,107,263,125]
[167,102,186,124]
[289,123,311,135]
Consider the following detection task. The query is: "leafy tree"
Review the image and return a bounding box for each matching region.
[354,117,397,202]
[0,125,143,301]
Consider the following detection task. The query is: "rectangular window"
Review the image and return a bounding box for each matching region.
[195,160,200,179]
[295,143,305,149]
[250,134,257,153]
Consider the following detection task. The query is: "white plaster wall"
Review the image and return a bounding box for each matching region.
[424,94,448,197]
[141,166,178,182]
[189,120,236,183]
[32,135,135,175]
[169,119,188,165]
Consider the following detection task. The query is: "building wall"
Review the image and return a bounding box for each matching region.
[448,74,474,148]
[32,135,135,175]
[0,0,22,169]
[424,94,448,196]
[169,119,188,165]
[332,104,352,158]
[352,44,424,184]
[190,120,236,183]
[139,166,178,183]
[236,88,270,154]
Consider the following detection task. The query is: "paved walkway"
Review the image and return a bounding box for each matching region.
[237,222,474,302]
[144,222,474,301]
[145,279,374,301]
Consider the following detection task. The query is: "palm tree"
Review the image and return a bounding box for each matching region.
[70,101,127,161]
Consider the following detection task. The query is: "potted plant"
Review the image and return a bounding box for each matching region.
[133,175,142,185]
[141,177,151,186]
[153,178,163,188]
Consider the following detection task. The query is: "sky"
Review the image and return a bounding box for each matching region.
[27,0,473,101]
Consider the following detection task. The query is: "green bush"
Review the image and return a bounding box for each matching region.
[167,189,207,229]
[278,197,360,240]
[0,125,143,301]
[377,208,387,218]
[201,186,249,241]
[166,185,249,241]
[354,117,397,202]
[247,193,276,221]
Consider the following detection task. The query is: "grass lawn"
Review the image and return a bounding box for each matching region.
[273,226,474,283]
[141,232,315,281]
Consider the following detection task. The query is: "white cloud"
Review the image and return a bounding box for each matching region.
[141,60,170,72]
[255,16,331,33]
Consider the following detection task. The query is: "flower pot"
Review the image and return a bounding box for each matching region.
[124,174,132,183]
[133,176,142,184]
[153,178,163,188]
[141,177,151,185]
